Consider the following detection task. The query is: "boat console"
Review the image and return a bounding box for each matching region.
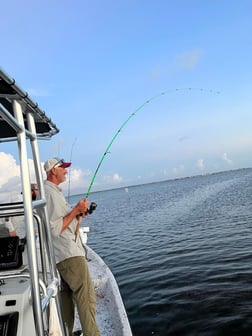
[0,236,23,271]
[0,233,33,336]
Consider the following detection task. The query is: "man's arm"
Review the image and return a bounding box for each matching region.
[61,198,88,233]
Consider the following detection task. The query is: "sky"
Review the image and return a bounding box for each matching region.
[1,0,252,198]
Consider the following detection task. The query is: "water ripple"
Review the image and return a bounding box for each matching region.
[70,169,252,335]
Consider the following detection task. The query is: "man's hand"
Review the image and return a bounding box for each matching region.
[75,198,89,216]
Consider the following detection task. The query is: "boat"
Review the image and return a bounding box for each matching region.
[0,68,132,336]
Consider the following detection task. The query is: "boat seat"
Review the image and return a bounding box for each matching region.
[0,311,19,336]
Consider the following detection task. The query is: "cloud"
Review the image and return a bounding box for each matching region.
[102,173,123,184]
[196,159,204,170]
[66,167,91,191]
[0,152,23,202]
[0,152,91,201]
[172,164,185,175]
[173,49,202,70]
[0,152,46,202]
[0,152,20,188]
[222,152,233,165]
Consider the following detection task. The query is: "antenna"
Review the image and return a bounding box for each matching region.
[67,138,77,202]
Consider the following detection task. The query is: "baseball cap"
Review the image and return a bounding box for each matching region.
[44,157,71,172]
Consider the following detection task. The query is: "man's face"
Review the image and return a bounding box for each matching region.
[53,166,68,184]
[32,185,38,195]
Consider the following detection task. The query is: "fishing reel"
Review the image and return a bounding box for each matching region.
[87,202,97,214]
[78,202,97,218]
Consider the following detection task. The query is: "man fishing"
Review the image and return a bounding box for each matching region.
[43,157,100,336]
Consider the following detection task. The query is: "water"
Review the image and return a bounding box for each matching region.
[70,169,252,336]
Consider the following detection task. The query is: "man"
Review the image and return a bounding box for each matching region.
[31,183,39,201]
[0,190,24,237]
[0,217,16,237]
[43,157,100,336]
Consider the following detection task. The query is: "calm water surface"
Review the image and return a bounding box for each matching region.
[71,169,252,336]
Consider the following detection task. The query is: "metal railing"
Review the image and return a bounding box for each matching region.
[0,70,66,336]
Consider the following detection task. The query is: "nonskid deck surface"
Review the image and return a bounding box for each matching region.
[73,245,131,336]
[74,281,119,336]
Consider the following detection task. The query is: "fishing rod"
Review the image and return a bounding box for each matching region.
[85,87,220,198]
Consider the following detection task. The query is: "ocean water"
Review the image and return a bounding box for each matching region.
[70,169,252,336]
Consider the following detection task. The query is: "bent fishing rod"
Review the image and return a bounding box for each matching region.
[84,87,220,200]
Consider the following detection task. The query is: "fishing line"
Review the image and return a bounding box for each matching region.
[85,87,220,197]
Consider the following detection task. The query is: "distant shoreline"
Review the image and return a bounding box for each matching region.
[71,167,252,197]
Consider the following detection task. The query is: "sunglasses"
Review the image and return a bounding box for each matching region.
[53,159,65,169]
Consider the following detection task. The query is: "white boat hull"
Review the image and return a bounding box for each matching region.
[74,244,132,336]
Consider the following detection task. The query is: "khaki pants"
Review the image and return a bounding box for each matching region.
[57,256,100,336]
